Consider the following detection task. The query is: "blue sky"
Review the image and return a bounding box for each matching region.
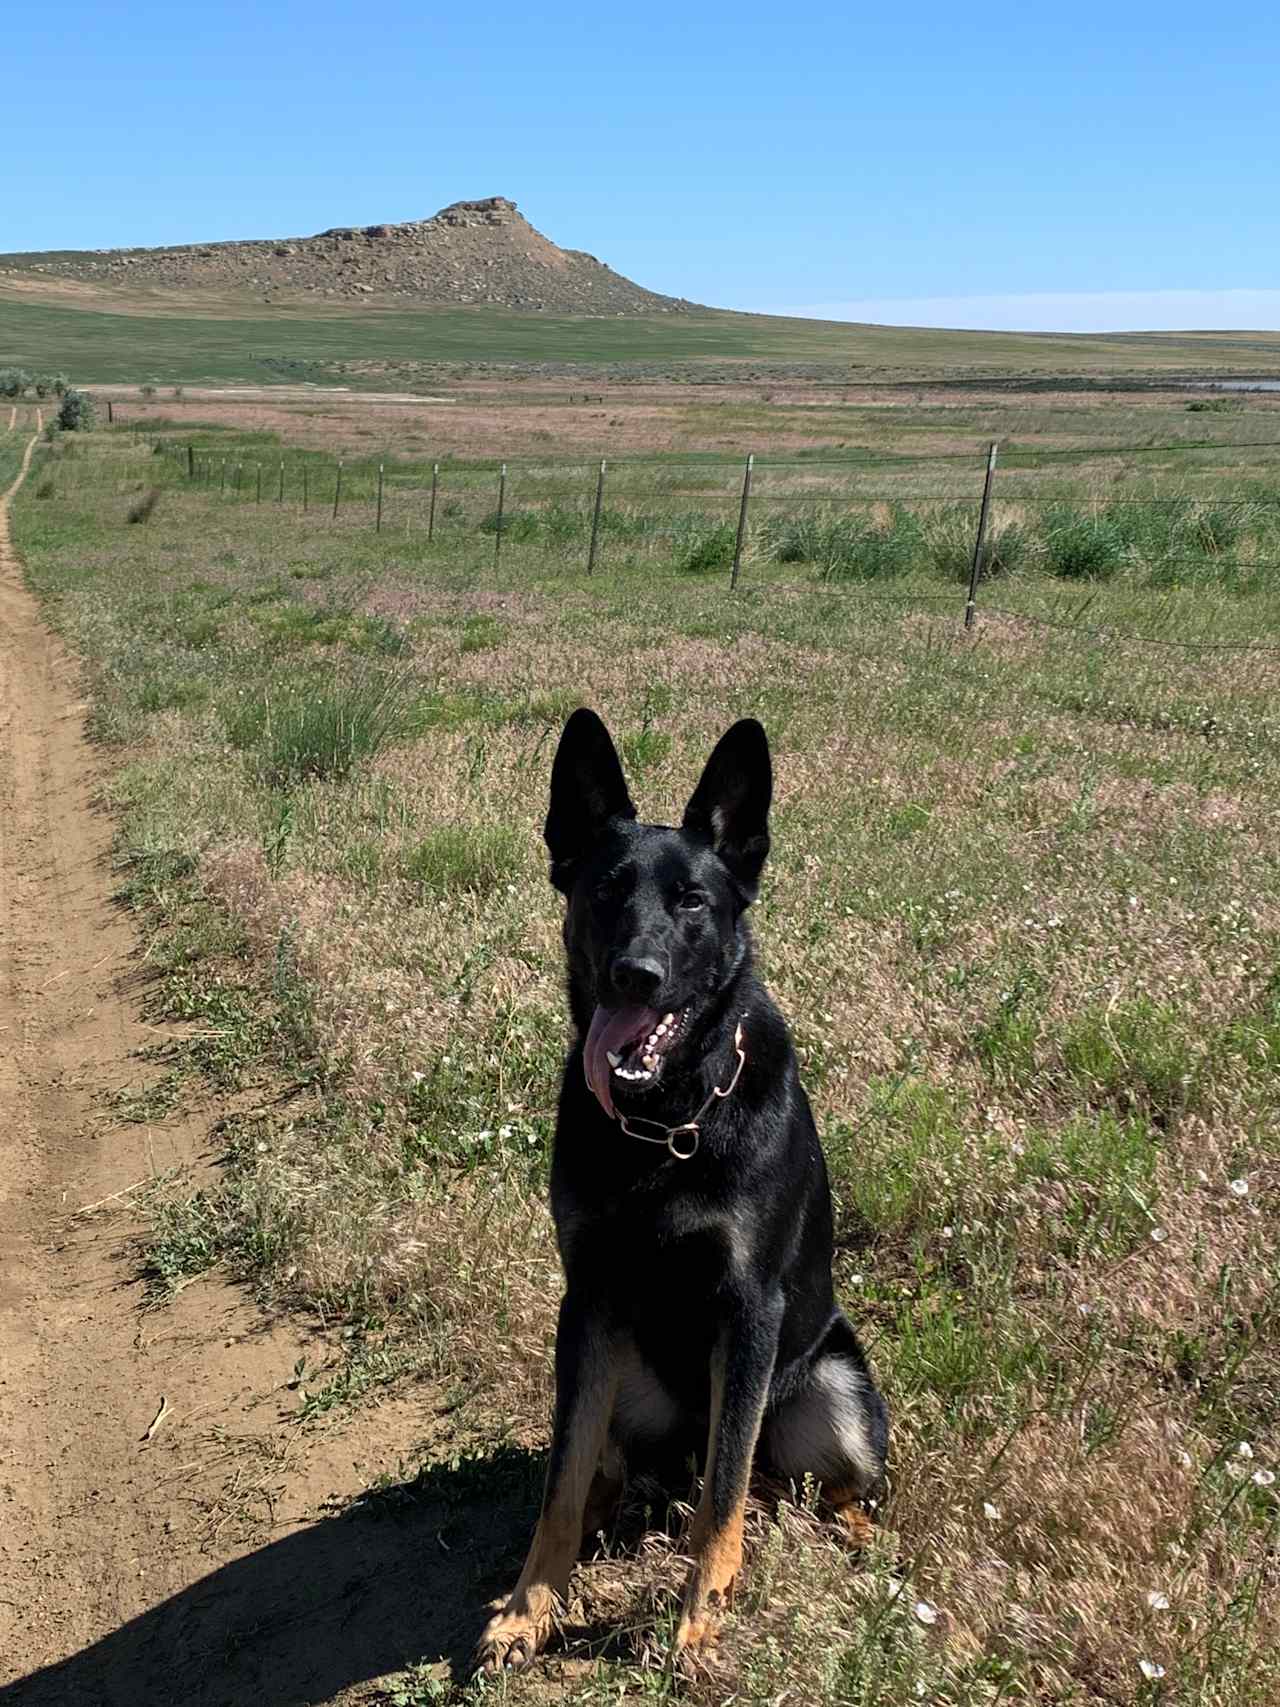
[7,1,1277,331]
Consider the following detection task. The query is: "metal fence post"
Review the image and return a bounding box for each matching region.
[586,459,607,574]
[333,459,343,520]
[964,441,999,630]
[730,453,754,590]
[255,464,262,503]
[376,463,384,533]
[428,462,439,541]
[494,462,507,569]
[278,459,285,502]
[187,443,194,479]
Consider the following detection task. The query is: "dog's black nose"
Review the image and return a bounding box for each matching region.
[610,955,664,1001]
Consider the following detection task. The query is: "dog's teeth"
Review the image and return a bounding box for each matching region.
[656,1023,668,1036]
[662,1013,675,1027]
[643,1053,658,1070]
[646,1033,658,1047]
[606,1050,623,1069]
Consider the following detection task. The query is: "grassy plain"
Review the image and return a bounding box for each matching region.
[4,283,1280,387]
[12,403,1280,1705]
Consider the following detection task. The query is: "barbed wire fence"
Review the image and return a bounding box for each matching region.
[142,427,1280,655]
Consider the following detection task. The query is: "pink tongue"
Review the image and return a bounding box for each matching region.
[584,1003,662,1118]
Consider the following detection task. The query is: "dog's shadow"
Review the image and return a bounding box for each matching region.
[1,1445,548,1707]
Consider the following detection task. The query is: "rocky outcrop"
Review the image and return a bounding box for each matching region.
[0,197,694,315]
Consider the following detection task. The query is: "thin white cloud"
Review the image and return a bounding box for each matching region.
[750,289,1280,335]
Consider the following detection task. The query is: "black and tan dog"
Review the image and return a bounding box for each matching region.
[473,708,888,1671]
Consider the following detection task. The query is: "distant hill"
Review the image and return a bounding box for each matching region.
[0,196,696,316]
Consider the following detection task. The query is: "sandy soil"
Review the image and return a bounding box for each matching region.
[0,427,517,1706]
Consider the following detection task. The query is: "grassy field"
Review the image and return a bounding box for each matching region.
[5,287,1280,387]
[13,417,1280,1704]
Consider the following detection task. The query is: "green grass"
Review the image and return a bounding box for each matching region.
[4,289,1280,386]
[12,415,1280,1707]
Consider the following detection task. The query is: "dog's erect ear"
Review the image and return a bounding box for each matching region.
[681,719,772,898]
[544,709,637,892]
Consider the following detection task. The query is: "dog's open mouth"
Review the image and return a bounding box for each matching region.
[584,1004,688,1118]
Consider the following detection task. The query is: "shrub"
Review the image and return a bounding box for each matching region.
[226,671,423,787]
[128,488,161,524]
[921,508,1031,582]
[50,374,69,397]
[676,520,738,573]
[35,478,56,500]
[818,506,924,581]
[1042,505,1130,580]
[56,389,96,432]
[767,512,829,564]
[1185,397,1243,413]
[139,383,157,400]
[1184,503,1244,556]
[0,368,30,398]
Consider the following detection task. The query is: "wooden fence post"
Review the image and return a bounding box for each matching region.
[333,460,343,520]
[278,459,285,502]
[964,441,999,630]
[187,443,195,479]
[586,459,607,575]
[494,463,507,569]
[376,463,384,533]
[730,453,754,590]
[255,464,262,503]
[428,462,439,541]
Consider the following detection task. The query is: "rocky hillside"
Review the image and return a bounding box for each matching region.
[0,197,695,315]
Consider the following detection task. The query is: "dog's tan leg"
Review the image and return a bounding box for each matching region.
[473,1305,616,1673]
[675,1315,777,1656]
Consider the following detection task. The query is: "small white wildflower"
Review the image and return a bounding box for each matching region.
[1145,1590,1170,1611]
[1226,1460,1248,1479]
[1228,1178,1249,1197]
[255,1141,268,1154]
[411,1070,425,1085]
[1236,1441,1255,1460]
[982,1501,1001,1521]
[1177,1449,1193,1470]
[1196,1169,1209,1183]
[441,1055,452,1067]
[498,1124,513,1139]
[1252,1469,1276,1487]
[1149,1227,1168,1244]
[913,1599,938,1626]
[941,1226,954,1240]
[478,1128,494,1141]
[1138,1659,1166,1681]
[849,1273,864,1287]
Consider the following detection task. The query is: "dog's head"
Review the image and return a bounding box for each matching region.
[544,708,772,1117]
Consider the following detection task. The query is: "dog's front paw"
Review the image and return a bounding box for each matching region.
[471,1598,554,1674]
[674,1581,730,1661]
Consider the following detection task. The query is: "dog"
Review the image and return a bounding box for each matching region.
[473,708,888,1671]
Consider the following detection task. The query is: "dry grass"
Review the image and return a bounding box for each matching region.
[13,418,1280,1705]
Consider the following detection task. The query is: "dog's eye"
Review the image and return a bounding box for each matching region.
[677,890,707,912]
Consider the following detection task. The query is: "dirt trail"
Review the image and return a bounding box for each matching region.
[0,431,515,1704]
